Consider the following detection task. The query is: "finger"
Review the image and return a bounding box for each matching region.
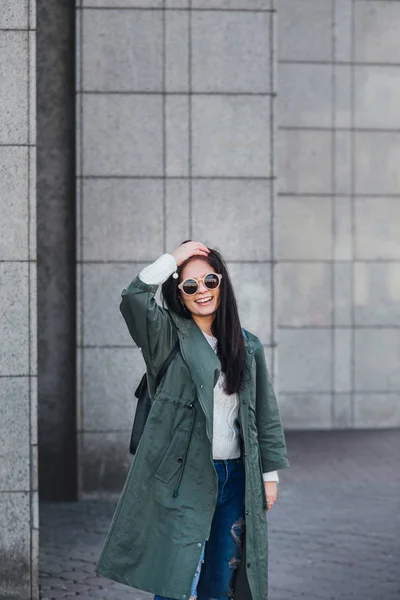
[192,251,209,257]
[192,242,210,252]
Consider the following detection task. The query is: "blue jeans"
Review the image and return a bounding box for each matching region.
[155,457,246,600]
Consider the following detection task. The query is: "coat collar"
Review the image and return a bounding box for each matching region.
[170,311,221,385]
[168,311,254,442]
[169,310,254,392]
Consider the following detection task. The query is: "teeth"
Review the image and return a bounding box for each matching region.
[196,297,212,304]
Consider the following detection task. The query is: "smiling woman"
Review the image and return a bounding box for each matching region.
[95,240,290,600]
[161,242,246,396]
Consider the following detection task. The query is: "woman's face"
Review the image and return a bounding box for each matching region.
[179,259,221,318]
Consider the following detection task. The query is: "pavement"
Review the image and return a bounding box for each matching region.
[40,429,400,600]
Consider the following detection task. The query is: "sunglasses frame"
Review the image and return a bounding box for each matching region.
[177,272,223,296]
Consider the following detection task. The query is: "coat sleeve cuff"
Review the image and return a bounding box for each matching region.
[261,457,290,472]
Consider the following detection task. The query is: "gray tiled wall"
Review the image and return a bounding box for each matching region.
[76,0,400,495]
[0,1,38,597]
[277,0,400,429]
[76,1,277,496]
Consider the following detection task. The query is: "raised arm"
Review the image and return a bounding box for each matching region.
[120,242,210,376]
[120,254,178,376]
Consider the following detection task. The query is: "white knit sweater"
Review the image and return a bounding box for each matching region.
[202,330,241,460]
[139,254,279,483]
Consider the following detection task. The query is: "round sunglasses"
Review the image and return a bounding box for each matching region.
[177,272,223,296]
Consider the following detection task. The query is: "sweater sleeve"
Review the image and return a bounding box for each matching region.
[139,254,177,285]
[263,470,279,483]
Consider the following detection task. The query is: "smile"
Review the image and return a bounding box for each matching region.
[195,296,213,304]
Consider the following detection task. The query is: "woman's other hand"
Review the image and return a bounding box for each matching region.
[172,241,210,267]
[264,481,277,510]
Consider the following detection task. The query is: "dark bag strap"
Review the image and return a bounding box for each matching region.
[130,340,180,455]
[155,340,180,389]
[134,340,180,399]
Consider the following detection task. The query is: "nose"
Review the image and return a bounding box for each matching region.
[197,280,208,294]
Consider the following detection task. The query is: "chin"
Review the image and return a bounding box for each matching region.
[196,305,217,316]
[188,304,213,316]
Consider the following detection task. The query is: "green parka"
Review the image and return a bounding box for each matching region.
[95,275,290,600]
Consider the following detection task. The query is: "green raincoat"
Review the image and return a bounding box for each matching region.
[95,275,290,600]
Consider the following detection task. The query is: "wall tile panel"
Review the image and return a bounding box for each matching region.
[82,94,163,176]
[82,9,163,92]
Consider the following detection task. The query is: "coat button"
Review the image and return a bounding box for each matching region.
[198,543,202,547]
[247,562,251,567]
[245,510,249,515]
[244,453,247,458]
[248,349,253,354]
[200,385,204,389]
[242,399,247,404]
[187,403,193,409]
[177,457,183,463]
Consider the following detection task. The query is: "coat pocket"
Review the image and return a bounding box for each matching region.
[154,428,190,484]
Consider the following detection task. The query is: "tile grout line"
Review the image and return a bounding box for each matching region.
[269,7,276,383]
[280,126,400,133]
[77,90,276,96]
[350,0,356,427]
[27,2,33,596]
[0,259,38,263]
[75,258,400,265]
[278,192,400,198]
[188,0,192,239]
[162,0,167,253]
[76,175,277,180]
[280,58,400,67]
[79,3,85,494]
[77,6,276,13]
[331,0,336,428]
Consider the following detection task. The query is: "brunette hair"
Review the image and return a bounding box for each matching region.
[161,242,247,394]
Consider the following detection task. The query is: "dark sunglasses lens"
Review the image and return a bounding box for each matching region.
[182,279,198,295]
[204,274,219,289]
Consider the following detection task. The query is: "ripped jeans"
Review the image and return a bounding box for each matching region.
[155,457,246,600]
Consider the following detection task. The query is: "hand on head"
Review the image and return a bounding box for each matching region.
[172,241,210,267]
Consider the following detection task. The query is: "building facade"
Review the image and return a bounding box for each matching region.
[1,0,400,597]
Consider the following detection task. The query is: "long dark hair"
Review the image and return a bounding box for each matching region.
[162,243,247,394]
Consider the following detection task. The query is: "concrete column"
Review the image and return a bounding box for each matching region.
[0,1,38,598]
[76,0,277,496]
[37,0,77,501]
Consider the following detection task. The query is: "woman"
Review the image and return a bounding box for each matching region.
[95,240,290,600]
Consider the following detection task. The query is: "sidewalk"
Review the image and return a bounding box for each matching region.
[40,429,400,600]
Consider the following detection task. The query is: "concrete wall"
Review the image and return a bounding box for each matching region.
[0,1,38,598]
[37,0,77,502]
[76,1,277,496]
[276,0,400,429]
[76,0,400,496]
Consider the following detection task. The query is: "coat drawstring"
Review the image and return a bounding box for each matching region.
[172,403,196,498]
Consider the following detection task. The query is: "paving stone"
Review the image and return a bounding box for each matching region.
[40,430,400,600]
